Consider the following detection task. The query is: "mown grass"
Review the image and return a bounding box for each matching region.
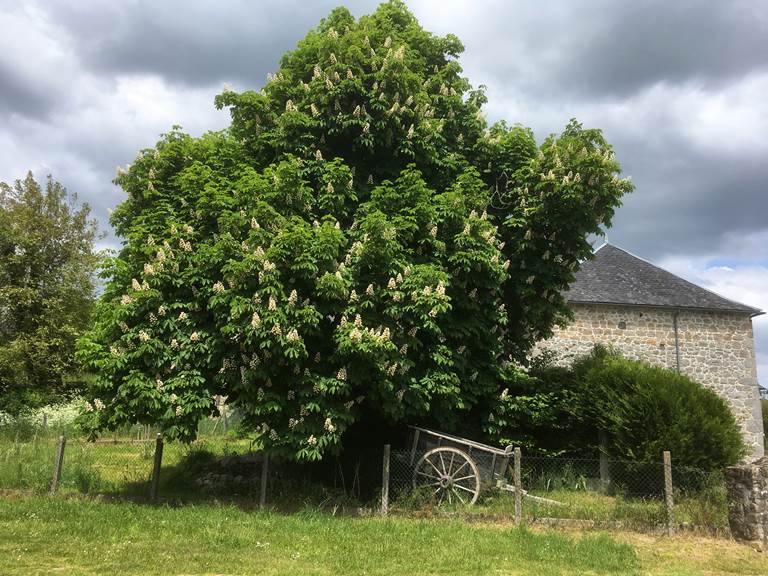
[0,496,639,576]
[1,497,765,576]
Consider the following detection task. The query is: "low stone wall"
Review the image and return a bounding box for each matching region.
[726,457,768,550]
[534,303,765,460]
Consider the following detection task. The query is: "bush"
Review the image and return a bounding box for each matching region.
[484,362,585,455]
[578,350,745,471]
[486,347,611,456]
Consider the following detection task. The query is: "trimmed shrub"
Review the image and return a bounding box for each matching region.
[578,351,745,472]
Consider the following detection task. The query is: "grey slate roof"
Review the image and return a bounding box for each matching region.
[565,244,763,316]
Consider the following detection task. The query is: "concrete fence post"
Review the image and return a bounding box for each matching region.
[663,450,675,536]
[259,452,269,509]
[598,431,611,494]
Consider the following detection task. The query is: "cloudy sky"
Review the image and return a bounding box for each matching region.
[2,0,766,383]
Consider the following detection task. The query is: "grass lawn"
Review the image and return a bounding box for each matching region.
[0,497,765,576]
[0,436,254,495]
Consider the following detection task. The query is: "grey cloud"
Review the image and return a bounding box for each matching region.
[452,0,768,100]
[44,1,379,89]
[609,147,767,261]
[0,64,54,118]
[555,1,768,98]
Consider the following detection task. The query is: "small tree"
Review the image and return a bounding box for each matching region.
[0,172,99,414]
[78,1,632,459]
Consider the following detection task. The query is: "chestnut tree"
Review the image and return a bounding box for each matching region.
[78,1,632,459]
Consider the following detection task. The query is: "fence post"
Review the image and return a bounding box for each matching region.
[259,452,269,509]
[50,435,66,493]
[663,450,675,536]
[381,444,391,516]
[409,429,420,464]
[149,433,163,502]
[598,431,611,493]
[514,446,522,526]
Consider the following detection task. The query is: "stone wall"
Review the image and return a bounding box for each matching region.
[726,456,768,550]
[535,303,765,460]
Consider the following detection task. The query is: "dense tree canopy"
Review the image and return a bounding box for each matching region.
[0,173,99,414]
[78,1,632,459]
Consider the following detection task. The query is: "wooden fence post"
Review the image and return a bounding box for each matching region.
[50,435,66,493]
[409,429,420,465]
[598,431,611,493]
[259,452,269,509]
[149,433,163,502]
[381,444,391,516]
[663,450,675,536]
[514,446,522,526]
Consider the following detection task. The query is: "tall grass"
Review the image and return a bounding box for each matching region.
[0,438,56,491]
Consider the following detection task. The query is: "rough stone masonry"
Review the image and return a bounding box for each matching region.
[726,456,768,550]
[534,244,765,460]
[537,303,765,459]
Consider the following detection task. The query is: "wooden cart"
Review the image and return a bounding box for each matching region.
[409,426,513,506]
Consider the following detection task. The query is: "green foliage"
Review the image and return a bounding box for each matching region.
[0,173,99,414]
[578,351,745,470]
[484,349,591,455]
[78,1,631,459]
[489,346,746,471]
[483,363,581,454]
[762,399,767,445]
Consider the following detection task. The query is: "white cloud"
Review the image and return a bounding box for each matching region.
[659,250,768,387]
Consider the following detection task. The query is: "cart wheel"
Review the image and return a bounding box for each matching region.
[413,447,481,506]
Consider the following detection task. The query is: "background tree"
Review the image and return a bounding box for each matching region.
[0,172,99,414]
[78,1,632,459]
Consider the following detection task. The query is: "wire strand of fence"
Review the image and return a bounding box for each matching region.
[382,445,729,535]
[0,429,732,536]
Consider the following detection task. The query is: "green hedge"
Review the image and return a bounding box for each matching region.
[490,347,746,472]
[575,348,745,471]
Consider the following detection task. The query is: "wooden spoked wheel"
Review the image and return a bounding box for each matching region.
[413,447,481,506]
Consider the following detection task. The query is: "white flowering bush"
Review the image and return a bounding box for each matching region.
[77,1,631,460]
[0,398,84,433]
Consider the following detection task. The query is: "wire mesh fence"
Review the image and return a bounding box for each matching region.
[0,432,261,501]
[383,445,730,535]
[0,427,731,535]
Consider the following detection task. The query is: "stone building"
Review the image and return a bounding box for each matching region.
[536,243,765,460]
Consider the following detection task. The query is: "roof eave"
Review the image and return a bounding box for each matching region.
[567,299,764,317]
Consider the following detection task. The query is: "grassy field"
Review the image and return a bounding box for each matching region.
[0,496,764,576]
[2,433,731,538]
[0,434,254,496]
